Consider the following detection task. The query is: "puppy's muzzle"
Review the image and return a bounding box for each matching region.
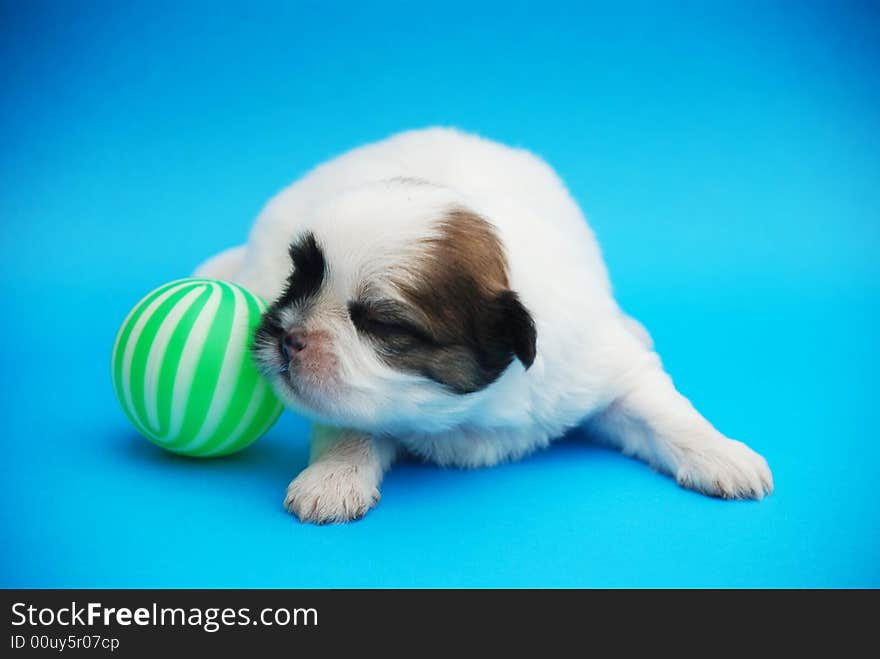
[281,328,308,361]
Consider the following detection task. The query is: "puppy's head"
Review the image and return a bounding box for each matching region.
[252,180,536,432]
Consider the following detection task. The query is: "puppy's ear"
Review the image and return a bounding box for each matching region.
[488,290,537,369]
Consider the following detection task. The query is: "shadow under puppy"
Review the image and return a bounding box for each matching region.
[196,128,773,524]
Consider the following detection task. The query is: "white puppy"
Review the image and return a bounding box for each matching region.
[196,128,773,523]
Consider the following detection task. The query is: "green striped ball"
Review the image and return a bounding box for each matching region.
[111,278,283,457]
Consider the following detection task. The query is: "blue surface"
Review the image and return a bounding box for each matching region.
[1,0,878,587]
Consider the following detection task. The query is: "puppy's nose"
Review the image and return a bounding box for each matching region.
[281,329,307,360]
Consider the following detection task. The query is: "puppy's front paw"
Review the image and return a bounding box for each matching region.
[284,462,380,524]
[675,437,773,500]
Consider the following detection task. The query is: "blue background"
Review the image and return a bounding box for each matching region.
[1,0,878,587]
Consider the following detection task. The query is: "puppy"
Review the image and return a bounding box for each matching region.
[196,128,773,523]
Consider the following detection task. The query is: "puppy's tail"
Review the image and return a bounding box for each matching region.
[621,313,654,351]
[193,245,247,281]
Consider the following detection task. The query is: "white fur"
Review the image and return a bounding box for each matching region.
[196,128,773,523]
[284,425,395,524]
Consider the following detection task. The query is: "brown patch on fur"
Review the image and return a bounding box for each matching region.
[429,208,510,289]
[366,207,536,394]
[396,207,509,337]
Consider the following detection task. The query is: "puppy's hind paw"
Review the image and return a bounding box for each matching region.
[675,438,774,500]
[284,462,380,524]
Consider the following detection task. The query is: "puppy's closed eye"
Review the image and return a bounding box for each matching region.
[347,301,436,345]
